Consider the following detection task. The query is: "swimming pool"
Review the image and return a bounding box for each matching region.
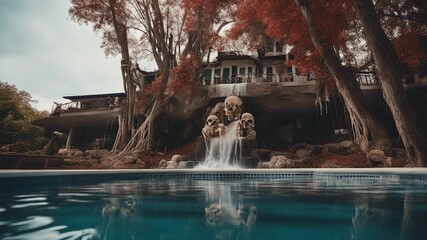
[1,169,427,240]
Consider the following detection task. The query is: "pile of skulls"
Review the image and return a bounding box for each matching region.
[202,96,256,142]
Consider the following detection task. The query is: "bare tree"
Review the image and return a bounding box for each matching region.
[293,0,393,153]
[353,0,427,166]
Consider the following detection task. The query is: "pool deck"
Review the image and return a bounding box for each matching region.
[0,168,426,178]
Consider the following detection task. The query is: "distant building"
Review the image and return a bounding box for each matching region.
[33,93,126,150]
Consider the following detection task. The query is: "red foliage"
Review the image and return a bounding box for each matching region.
[169,55,198,94]
[135,76,164,111]
[394,30,427,70]
[229,0,350,84]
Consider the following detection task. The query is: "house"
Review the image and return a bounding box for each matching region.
[201,40,307,85]
[33,93,126,150]
[33,38,427,151]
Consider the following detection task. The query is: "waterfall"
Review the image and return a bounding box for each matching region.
[197,121,243,169]
[218,84,247,97]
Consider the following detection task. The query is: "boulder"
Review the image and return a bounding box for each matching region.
[367,150,388,167]
[67,150,83,159]
[85,149,110,160]
[275,158,295,168]
[270,155,283,167]
[257,161,270,168]
[338,140,353,149]
[170,154,183,164]
[0,145,10,152]
[58,148,72,156]
[185,161,195,169]
[296,149,313,159]
[159,159,168,168]
[275,158,287,168]
[176,161,187,169]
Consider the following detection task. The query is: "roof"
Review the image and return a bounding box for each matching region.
[63,92,126,101]
[216,51,257,62]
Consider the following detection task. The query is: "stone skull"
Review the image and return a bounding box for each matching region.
[206,114,219,128]
[241,113,255,130]
[210,102,225,123]
[224,96,242,121]
[202,115,220,142]
[237,112,256,140]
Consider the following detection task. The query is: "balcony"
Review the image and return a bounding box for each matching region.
[203,73,312,85]
[50,98,120,116]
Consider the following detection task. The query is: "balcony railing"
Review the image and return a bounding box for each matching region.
[356,72,379,86]
[202,73,313,85]
[50,98,120,116]
[203,72,380,86]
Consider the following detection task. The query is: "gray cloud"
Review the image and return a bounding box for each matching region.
[0,0,156,111]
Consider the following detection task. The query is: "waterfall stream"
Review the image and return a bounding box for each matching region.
[218,84,247,97]
[197,121,243,169]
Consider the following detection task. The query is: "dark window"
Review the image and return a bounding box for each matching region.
[276,41,284,53]
[223,68,230,83]
[231,66,238,83]
[239,67,246,75]
[214,69,221,84]
[267,67,273,82]
[266,41,274,52]
[214,68,221,76]
[202,69,212,85]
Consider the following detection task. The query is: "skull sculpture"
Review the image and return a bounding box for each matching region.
[202,115,220,142]
[210,102,225,123]
[237,113,256,140]
[224,96,243,121]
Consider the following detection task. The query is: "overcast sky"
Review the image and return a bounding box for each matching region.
[0,0,155,112]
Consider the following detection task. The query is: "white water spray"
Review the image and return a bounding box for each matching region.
[218,84,247,97]
[197,121,243,169]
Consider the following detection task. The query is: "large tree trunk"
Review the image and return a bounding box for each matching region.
[353,0,427,166]
[108,0,135,148]
[116,99,166,157]
[294,0,393,153]
[111,115,130,151]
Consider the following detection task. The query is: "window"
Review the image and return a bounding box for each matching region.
[231,65,238,83]
[239,67,246,75]
[202,69,212,85]
[247,67,253,82]
[222,68,230,83]
[276,41,284,53]
[214,68,221,76]
[267,67,273,82]
[214,69,221,84]
[266,41,274,52]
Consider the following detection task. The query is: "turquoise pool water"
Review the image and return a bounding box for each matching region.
[0,170,427,240]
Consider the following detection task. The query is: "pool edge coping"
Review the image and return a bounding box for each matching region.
[1,168,426,178]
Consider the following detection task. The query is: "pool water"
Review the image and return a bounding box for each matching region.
[1,171,427,240]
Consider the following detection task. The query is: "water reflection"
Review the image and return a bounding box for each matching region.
[203,182,257,240]
[1,177,427,240]
[98,184,141,240]
[348,185,427,240]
